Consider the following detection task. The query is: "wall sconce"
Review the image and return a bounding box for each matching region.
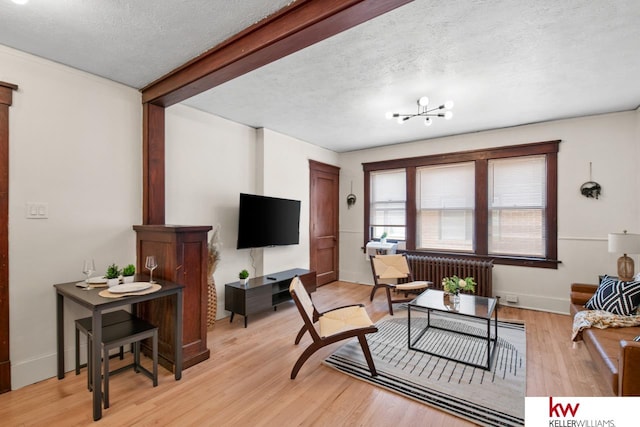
[580,162,601,199]
[346,182,356,208]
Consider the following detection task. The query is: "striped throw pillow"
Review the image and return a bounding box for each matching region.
[585,275,640,316]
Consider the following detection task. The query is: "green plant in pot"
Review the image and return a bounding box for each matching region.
[122,264,135,283]
[239,269,249,285]
[380,231,388,243]
[105,263,121,288]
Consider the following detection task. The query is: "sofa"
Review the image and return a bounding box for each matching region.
[570,283,640,395]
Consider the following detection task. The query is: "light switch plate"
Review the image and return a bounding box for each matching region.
[26,202,48,219]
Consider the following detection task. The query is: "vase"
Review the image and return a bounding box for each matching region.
[451,293,460,308]
[123,275,134,283]
[207,275,217,329]
[444,292,460,310]
[107,278,119,288]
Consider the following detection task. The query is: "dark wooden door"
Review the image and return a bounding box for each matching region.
[309,160,339,286]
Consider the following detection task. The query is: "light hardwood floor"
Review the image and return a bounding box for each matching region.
[0,281,610,426]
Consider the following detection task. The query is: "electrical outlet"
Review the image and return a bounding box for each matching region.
[505,294,519,303]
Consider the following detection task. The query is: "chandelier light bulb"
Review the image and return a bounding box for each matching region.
[12,0,29,4]
[444,111,453,120]
[397,117,404,124]
[385,111,394,120]
[424,118,432,126]
[418,96,429,107]
[444,100,454,109]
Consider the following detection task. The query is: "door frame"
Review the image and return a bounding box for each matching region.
[0,81,18,394]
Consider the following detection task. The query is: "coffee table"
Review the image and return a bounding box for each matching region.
[407,289,499,370]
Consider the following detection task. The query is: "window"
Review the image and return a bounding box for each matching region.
[416,163,474,251]
[488,156,546,257]
[369,169,406,240]
[363,141,559,268]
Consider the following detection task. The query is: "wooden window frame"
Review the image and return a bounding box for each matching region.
[363,140,560,269]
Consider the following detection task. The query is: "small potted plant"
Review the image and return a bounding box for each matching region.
[105,263,121,288]
[122,264,135,283]
[380,231,388,244]
[239,269,249,285]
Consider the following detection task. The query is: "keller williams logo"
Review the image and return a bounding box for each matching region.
[549,397,580,417]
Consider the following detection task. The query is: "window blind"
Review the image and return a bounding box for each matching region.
[416,162,475,251]
[370,169,406,240]
[488,155,546,256]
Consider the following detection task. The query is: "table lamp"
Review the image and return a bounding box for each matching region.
[608,231,640,281]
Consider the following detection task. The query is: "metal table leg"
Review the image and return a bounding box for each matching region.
[56,292,64,379]
[91,310,103,421]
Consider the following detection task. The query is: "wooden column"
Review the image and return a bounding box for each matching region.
[143,103,165,225]
[0,81,18,394]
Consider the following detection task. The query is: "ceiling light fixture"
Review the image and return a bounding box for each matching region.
[385,96,454,126]
[11,0,29,5]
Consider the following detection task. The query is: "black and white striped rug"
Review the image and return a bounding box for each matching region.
[323,310,525,427]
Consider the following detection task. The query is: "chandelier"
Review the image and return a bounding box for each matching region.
[385,96,454,126]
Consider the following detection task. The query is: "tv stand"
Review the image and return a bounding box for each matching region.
[224,268,316,328]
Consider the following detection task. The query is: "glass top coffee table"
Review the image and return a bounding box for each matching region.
[407,289,499,370]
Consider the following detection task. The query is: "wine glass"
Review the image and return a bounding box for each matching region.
[81,259,95,289]
[145,255,158,283]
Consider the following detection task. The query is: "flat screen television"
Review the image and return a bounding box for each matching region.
[237,193,301,249]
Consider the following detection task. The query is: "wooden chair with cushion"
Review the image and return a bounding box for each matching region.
[289,276,378,379]
[369,254,431,315]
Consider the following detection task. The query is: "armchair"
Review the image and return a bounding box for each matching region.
[289,276,378,379]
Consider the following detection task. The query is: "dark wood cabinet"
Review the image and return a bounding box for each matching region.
[225,268,316,328]
[133,224,212,371]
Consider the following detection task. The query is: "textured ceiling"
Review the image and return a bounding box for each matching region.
[0,0,293,88]
[2,0,640,152]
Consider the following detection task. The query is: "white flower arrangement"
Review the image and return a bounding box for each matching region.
[442,275,476,295]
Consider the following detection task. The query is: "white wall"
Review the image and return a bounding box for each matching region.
[339,111,640,314]
[165,104,257,319]
[1,45,142,389]
[260,128,339,274]
[164,106,338,318]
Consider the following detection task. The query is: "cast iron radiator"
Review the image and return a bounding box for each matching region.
[403,254,494,297]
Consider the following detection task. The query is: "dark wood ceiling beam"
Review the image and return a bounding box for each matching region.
[140,0,412,225]
[141,0,413,106]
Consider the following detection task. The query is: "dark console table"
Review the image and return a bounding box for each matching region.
[225,268,316,327]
